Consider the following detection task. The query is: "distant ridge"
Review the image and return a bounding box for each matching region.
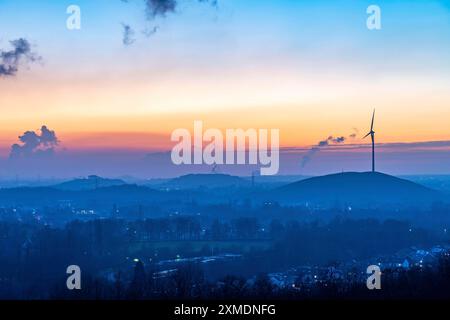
[53,175,126,191]
[0,172,444,208]
[269,172,442,207]
[161,174,250,190]
[0,184,170,206]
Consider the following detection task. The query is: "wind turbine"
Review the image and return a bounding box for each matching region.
[363,109,376,172]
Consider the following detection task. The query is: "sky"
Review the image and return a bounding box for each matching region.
[1,0,450,178]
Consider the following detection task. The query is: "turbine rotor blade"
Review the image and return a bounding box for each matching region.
[371,109,375,131]
[363,132,371,139]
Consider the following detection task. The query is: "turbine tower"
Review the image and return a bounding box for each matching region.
[363,109,376,172]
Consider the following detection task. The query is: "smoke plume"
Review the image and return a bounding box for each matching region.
[301,130,359,168]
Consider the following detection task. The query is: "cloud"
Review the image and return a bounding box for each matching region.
[0,38,40,77]
[122,23,136,46]
[9,126,59,159]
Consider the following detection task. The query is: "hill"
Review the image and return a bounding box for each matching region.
[268,172,442,207]
[54,175,127,191]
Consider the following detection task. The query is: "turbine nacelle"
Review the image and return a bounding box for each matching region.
[363,130,375,139]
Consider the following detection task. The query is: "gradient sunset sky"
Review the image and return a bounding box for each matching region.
[1,0,450,177]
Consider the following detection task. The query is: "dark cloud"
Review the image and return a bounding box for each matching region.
[10,126,59,159]
[145,0,177,19]
[122,0,217,20]
[122,23,136,46]
[144,0,217,19]
[0,38,40,77]
[119,0,217,45]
